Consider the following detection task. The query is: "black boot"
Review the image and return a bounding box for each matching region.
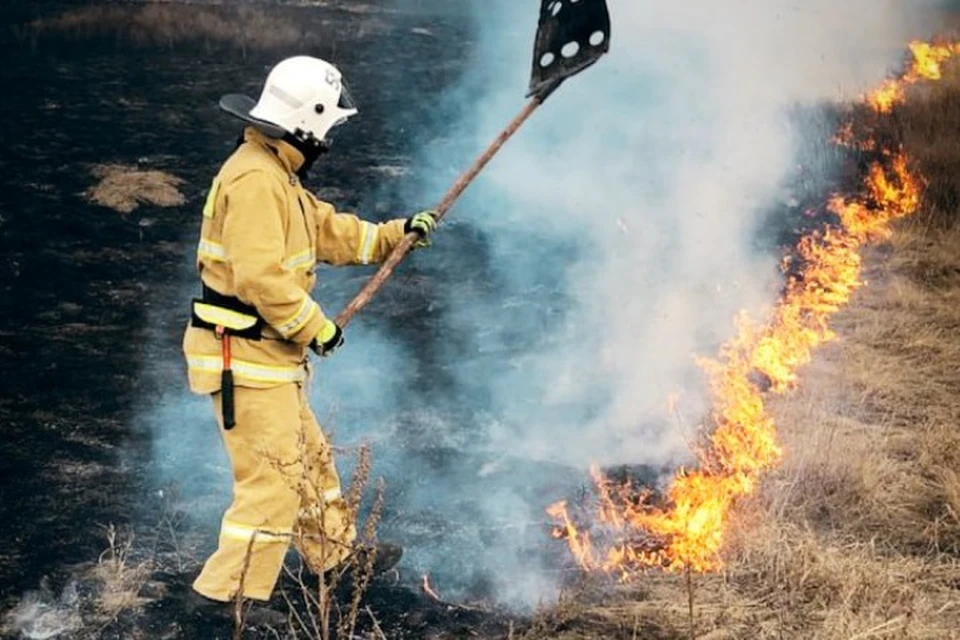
[279,542,404,594]
[185,589,288,629]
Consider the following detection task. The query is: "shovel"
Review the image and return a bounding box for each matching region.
[335,0,611,327]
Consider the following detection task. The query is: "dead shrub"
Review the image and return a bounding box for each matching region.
[94,524,154,619]
[84,164,185,214]
[229,431,387,639]
[277,442,385,640]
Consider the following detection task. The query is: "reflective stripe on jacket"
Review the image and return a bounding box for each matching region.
[183,127,406,392]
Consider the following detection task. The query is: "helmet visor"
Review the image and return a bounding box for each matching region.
[338,80,358,112]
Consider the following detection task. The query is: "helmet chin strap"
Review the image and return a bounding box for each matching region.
[284,131,330,179]
[283,133,330,180]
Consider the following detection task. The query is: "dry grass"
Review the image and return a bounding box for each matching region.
[84,164,185,214]
[896,70,960,229]
[518,232,960,640]
[516,48,960,640]
[22,5,306,52]
[93,524,154,619]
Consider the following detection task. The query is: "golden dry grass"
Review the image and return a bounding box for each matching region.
[23,5,306,51]
[518,237,960,640]
[515,49,960,640]
[84,164,185,214]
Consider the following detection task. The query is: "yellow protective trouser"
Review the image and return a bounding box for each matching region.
[193,383,357,602]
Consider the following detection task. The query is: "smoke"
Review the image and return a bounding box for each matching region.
[355,0,942,606]
[141,0,943,612]
[2,578,82,640]
[407,0,941,470]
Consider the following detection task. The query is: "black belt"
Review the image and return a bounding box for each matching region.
[190,285,271,431]
[190,285,266,341]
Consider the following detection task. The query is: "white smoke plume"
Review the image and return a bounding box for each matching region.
[362,0,944,604]
[391,0,941,467]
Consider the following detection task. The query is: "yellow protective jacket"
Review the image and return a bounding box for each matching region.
[183,127,406,393]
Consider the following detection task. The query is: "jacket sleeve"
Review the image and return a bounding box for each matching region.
[308,194,407,267]
[221,172,327,346]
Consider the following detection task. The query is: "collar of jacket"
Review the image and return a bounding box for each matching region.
[243,126,305,177]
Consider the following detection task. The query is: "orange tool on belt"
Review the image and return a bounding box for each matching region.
[215,325,236,430]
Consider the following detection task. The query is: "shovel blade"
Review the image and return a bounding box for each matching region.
[528,0,611,98]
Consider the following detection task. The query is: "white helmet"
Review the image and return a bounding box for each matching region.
[220,56,358,146]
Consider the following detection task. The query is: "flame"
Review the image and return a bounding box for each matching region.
[831,120,855,147]
[868,41,960,112]
[868,79,905,114]
[831,120,877,152]
[549,40,933,577]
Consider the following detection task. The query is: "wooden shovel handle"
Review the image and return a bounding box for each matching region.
[335,96,546,328]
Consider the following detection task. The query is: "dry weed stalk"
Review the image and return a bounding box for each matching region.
[94,524,153,621]
[149,486,190,574]
[240,424,386,639]
[338,476,385,640]
[231,535,258,640]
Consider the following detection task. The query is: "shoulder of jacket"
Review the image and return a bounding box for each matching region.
[219,144,288,187]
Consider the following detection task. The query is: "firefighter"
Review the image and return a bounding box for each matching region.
[182,56,436,620]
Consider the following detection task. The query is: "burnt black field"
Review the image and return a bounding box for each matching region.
[0,2,544,637]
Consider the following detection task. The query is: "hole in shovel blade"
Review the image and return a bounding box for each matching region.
[549,0,561,16]
[589,30,606,46]
[540,52,556,67]
[561,41,580,58]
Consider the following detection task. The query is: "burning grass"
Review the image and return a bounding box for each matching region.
[550,37,956,572]
[520,231,960,640]
[84,163,185,215]
[525,39,960,640]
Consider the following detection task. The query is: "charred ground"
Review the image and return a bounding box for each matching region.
[4,2,960,640]
[0,2,519,638]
